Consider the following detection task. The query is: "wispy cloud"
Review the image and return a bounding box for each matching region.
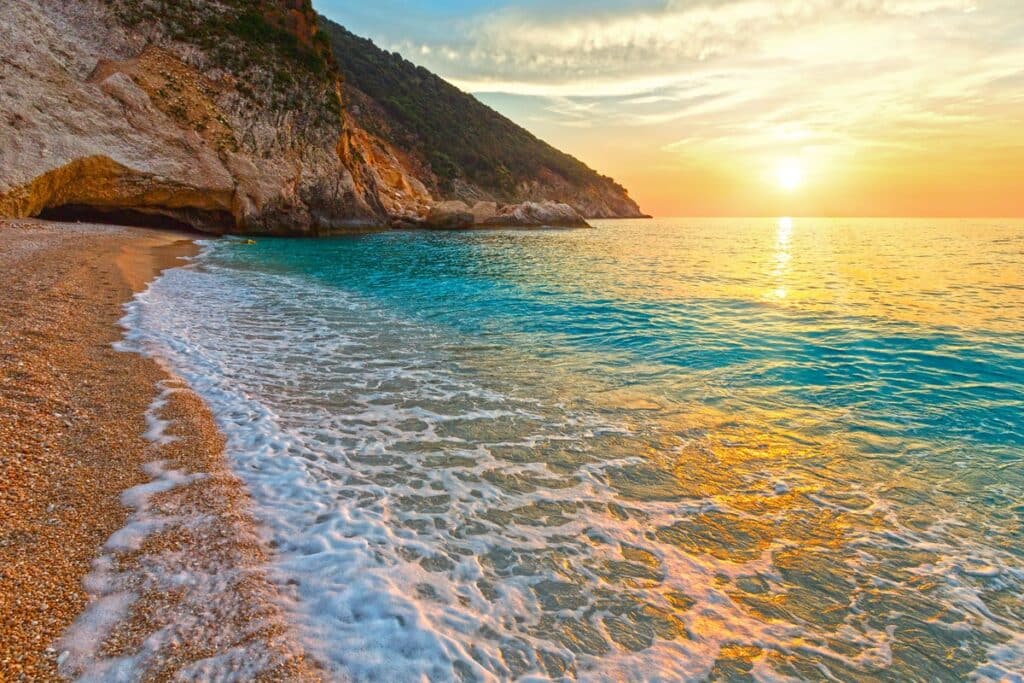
[446,1,1016,156]
[392,0,980,84]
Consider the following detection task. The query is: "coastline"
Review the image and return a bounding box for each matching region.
[0,220,317,680]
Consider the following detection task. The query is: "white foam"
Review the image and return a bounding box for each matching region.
[973,634,1024,683]
[57,415,204,680]
[57,378,279,681]
[140,386,180,446]
[58,589,136,682]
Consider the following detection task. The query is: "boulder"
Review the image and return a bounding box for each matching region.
[482,201,590,228]
[425,200,474,230]
[471,201,499,225]
[390,214,426,230]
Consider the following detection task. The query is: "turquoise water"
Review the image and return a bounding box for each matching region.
[128,218,1024,681]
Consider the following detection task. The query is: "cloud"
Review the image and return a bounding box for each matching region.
[494,0,975,54]
[418,0,1017,160]
[318,0,1024,214]
[409,0,979,86]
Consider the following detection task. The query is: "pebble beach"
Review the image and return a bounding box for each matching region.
[0,220,318,681]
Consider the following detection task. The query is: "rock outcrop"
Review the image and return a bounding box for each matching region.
[0,0,646,235]
[424,201,475,230]
[483,201,590,228]
[470,201,500,225]
[420,200,590,230]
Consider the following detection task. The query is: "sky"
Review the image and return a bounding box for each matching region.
[316,0,1024,217]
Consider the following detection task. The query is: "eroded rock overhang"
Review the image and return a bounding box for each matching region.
[0,156,236,233]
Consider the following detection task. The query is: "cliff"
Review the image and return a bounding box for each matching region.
[0,0,378,234]
[0,0,645,234]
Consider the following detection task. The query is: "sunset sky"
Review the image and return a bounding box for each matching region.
[318,1,1024,217]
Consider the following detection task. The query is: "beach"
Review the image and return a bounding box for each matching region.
[2,217,1022,680]
[0,220,317,681]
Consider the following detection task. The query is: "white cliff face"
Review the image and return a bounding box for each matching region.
[0,0,380,234]
[1,1,231,228]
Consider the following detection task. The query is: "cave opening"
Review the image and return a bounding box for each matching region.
[37,204,232,233]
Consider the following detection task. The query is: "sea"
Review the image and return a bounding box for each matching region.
[120,217,1024,681]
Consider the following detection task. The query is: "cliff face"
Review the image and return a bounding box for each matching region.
[0,0,383,234]
[0,1,644,234]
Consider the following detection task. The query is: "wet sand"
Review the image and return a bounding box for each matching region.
[0,220,319,681]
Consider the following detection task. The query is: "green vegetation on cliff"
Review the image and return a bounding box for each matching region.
[105,0,340,118]
[319,18,631,202]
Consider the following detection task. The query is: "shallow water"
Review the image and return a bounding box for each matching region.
[123,218,1024,681]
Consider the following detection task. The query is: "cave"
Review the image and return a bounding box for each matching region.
[0,156,239,235]
[37,204,233,234]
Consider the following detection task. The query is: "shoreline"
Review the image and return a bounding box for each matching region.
[0,220,317,680]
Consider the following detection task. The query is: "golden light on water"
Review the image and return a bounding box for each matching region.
[771,217,792,300]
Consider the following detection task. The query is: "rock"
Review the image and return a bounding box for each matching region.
[425,201,474,230]
[345,125,433,219]
[471,201,499,224]
[513,169,648,219]
[481,201,590,228]
[390,215,426,230]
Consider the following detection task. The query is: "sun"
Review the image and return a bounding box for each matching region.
[776,158,804,191]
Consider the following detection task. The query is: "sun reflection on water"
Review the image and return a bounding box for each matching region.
[770,216,793,299]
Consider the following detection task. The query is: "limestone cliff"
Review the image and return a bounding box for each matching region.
[0,0,383,234]
[0,0,645,234]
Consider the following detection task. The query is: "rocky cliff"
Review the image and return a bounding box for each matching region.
[323,20,647,220]
[0,0,645,234]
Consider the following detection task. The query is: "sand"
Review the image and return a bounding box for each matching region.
[0,220,320,681]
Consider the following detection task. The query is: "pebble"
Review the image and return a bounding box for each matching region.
[0,220,321,681]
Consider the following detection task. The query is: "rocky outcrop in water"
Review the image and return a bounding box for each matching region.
[483,201,590,228]
[421,200,590,230]
[425,201,475,230]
